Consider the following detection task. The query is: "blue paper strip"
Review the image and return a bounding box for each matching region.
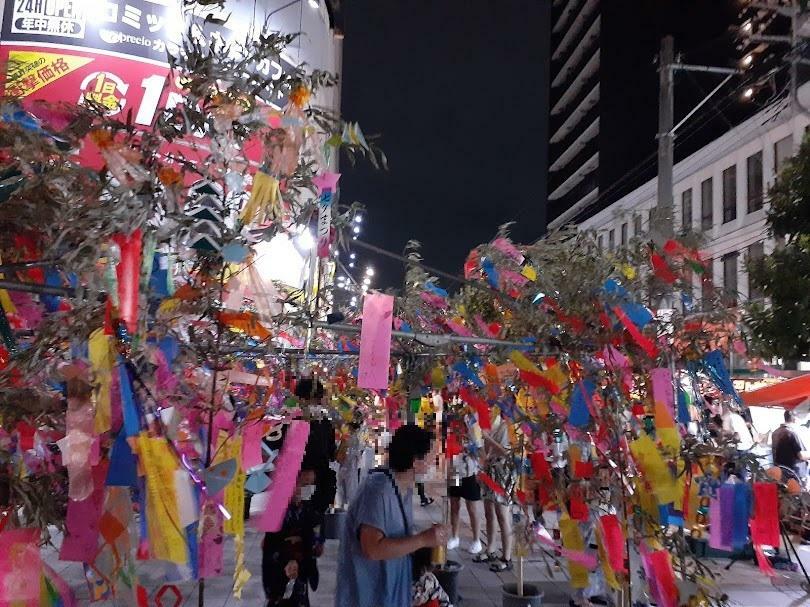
[117,361,141,437]
[106,431,137,487]
[569,380,595,427]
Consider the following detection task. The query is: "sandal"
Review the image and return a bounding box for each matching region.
[489,558,513,572]
[472,551,498,564]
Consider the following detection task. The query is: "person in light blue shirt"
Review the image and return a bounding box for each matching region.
[336,424,449,607]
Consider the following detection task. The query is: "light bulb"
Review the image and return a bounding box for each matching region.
[363,277,371,285]
[350,253,356,260]
[352,225,361,234]
[354,215,363,223]
[742,20,752,33]
[366,267,374,276]
[349,262,355,268]
[742,87,754,99]
[308,0,319,8]
[741,54,753,67]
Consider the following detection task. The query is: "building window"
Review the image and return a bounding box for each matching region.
[747,241,765,300]
[746,151,763,213]
[722,165,736,223]
[620,222,628,246]
[681,189,692,231]
[702,259,714,312]
[701,178,713,231]
[597,234,604,250]
[633,214,642,236]
[608,229,615,250]
[722,252,738,307]
[774,135,793,176]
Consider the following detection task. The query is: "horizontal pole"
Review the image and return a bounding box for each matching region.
[0,259,60,273]
[673,63,740,76]
[0,279,74,297]
[311,320,542,350]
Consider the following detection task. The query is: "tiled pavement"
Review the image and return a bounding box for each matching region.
[44,482,810,606]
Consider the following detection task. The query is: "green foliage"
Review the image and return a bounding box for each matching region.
[745,134,810,360]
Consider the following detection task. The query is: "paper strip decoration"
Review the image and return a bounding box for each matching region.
[559,515,590,588]
[118,362,141,437]
[530,452,552,482]
[106,430,137,487]
[599,515,626,574]
[198,500,224,578]
[630,434,678,504]
[612,305,658,358]
[255,420,310,532]
[459,387,491,430]
[569,380,595,427]
[651,368,680,453]
[750,482,780,547]
[242,421,265,470]
[137,434,187,564]
[223,438,245,537]
[708,497,731,552]
[357,293,394,390]
[89,328,115,434]
[477,471,507,497]
[60,462,109,562]
[313,172,340,258]
[0,527,41,605]
[112,229,142,335]
[642,548,679,607]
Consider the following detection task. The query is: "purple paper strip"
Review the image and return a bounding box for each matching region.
[719,485,735,549]
[708,497,731,551]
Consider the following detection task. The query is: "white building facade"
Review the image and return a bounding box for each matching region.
[578,102,809,305]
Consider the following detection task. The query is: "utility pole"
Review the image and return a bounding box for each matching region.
[653,36,675,245]
[653,38,739,244]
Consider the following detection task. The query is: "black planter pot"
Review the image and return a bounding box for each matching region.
[434,560,463,605]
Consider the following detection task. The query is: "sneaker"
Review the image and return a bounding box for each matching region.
[447,536,460,550]
[467,539,483,555]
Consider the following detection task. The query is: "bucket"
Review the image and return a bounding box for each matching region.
[502,583,543,607]
[434,560,463,605]
[323,508,347,540]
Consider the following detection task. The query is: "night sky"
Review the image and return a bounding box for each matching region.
[339,1,550,290]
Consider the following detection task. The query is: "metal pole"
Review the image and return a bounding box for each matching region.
[654,35,675,244]
[670,74,734,135]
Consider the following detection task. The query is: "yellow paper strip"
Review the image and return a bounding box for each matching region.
[559,515,590,589]
[89,328,115,434]
[630,433,678,504]
[138,433,187,564]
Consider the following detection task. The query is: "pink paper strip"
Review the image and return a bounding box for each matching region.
[242,421,265,470]
[651,368,675,429]
[59,462,109,562]
[358,293,394,390]
[254,421,310,532]
[536,533,598,569]
[198,500,224,578]
[0,528,40,605]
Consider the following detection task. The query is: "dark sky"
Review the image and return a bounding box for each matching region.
[338,1,550,290]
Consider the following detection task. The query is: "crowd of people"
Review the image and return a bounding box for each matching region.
[258,375,810,607]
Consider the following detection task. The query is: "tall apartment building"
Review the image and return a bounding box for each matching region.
[547,1,743,229]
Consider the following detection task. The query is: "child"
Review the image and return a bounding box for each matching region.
[262,466,324,607]
[412,547,453,607]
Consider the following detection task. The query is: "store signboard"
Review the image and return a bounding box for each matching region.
[0,0,298,120]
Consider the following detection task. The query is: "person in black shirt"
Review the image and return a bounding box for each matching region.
[772,410,810,481]
[262,465,325,607]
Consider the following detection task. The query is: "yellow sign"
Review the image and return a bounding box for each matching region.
[5,51,93,98]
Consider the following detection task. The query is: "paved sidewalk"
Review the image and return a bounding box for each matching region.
[45,483,810,606]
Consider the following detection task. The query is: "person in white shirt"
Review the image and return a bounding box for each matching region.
[722,404,755,451]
